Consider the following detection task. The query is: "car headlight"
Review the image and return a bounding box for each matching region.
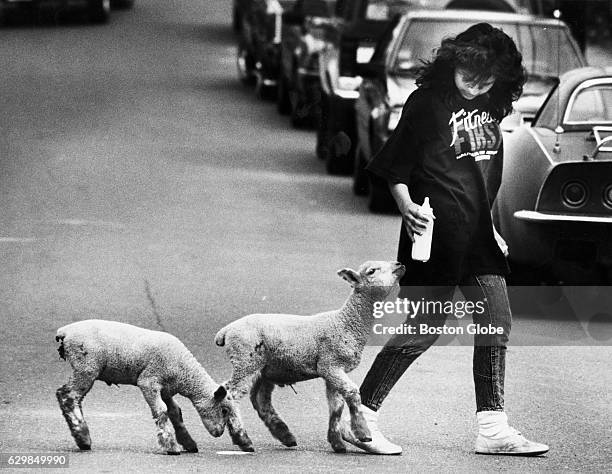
[603,184,612,209]
[561,180,589,208]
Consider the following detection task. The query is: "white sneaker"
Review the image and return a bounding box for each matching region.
[475,427,550,455]
[341,405,402,455]
[475,411,549,456]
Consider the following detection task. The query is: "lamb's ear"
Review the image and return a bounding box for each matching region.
[337,268,362,287]
[214,385,227,402]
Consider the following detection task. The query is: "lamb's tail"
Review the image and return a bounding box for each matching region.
[214,325,228,347]
[55,329,66,360]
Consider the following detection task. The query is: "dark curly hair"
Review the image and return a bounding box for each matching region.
[416,23,526,121]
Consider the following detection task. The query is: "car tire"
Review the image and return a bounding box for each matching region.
[325,131,354,175]
[88,0,110,23]
[255,75,276,101]
[232,7,241,33]
[316,93,331,160]
[353,145,369,196]
[290,89,311,129]
[368,177,396,213]
[237,43,256,86]
[277,73,291,115]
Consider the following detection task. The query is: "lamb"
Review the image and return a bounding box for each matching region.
[55,319,253,454]
[214,260,405,453]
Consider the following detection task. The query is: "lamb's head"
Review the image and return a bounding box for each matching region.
[338,261,405,300]
[193,385,231,437]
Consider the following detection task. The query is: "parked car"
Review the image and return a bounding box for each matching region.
[352,9,585,212]
[492,66,612,284]
[0,0,110,23]
[277,0,336,128]
[315,0,526,174]
[236,0,298,99]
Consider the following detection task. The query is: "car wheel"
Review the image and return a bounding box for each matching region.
[88,0,110,23]
[368,177,396,213]
[290,88,311,128]
[277,73,291,115]
[255,75,276,101]
[232,7,241,33]
[237,43,256,86]
[353,145,369,196]
[325,131,354,175]
[316,93,331,160]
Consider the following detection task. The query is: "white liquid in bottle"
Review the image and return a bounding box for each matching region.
[411,197,434,262]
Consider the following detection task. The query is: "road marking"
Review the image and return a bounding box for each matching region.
[216,451,254,456]
[58,219,125,229]
[0,237,36,243]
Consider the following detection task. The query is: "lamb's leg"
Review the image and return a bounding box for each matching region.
[56,372,96,450]
[319,366,371,443]
[162,395,198,453]
[325,382,346,453]
[249,374,297,447]
[225,401,255,452]
[137,378,180,455]
[224,351,265,400]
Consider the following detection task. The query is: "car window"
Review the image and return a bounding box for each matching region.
[517,24,583,78]
[365,0,448,21]
[566,85,612,123]
[393,19,518,71]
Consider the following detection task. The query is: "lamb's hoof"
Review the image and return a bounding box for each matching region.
[331,443,347,453]
[239,444,255,453]
[184,445,198,453]
[77,444,91,451]
[280,433,297,447]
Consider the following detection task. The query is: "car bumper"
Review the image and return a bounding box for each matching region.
[514,210,612,224]
[511,210,612,271]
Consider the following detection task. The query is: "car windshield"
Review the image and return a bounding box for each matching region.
[365,0,448,21]
[392,18,583,79]
[566,84,612,124]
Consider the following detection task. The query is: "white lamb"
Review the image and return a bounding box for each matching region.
[55,320,254,454]
[215,260,405,452]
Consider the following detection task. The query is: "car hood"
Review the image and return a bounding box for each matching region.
[531,127,612,163]
[386,75,418,107]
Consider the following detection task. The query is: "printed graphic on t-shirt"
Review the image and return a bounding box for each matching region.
[448,108,501,161]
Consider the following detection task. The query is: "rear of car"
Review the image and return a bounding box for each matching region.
[495,68,612,283]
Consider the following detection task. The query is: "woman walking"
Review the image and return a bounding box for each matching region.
[346,23,549,456]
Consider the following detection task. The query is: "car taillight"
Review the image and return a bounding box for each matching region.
[561,181,588,208]
[603,184,612,209]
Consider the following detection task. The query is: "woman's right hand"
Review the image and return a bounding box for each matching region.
[399,201,433,242]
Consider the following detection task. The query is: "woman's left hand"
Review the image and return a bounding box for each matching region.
[493,225,509,257]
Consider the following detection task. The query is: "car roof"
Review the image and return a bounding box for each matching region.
[401,9,568,27]
[559,66,612,92]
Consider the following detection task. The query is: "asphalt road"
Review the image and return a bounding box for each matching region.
[0,1,610,472]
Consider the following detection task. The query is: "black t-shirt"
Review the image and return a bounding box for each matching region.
[366,87,509,285]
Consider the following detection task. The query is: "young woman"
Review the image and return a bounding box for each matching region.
[345,23,549,456]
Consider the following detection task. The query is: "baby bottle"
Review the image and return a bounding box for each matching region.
[411,197,434,262]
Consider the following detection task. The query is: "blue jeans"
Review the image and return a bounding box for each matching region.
[360,274,512,413]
